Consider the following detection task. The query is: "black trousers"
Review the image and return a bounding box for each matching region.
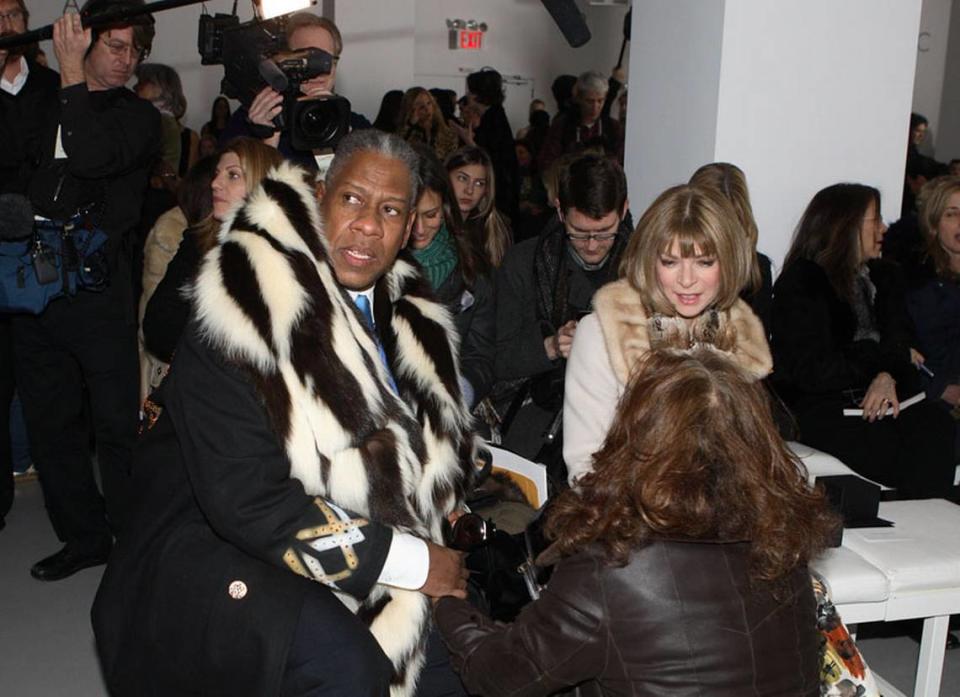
[280,589,393,697]
[280,591,467,697]
[797,397,957,499]
[12,287,138,547]
[0,317,14,521]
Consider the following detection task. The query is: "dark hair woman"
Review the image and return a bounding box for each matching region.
[772,183,957,499]
[410,149,494,407]
[202,96,232,142]
[445,146,512,267]
[906,175,960,460]
[372,89,403,133]
[435,348,836,696]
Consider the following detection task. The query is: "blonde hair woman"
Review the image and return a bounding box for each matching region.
[397,87,459,162]
[563,184,772,483]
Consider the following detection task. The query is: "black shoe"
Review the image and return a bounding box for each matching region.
[30,542,111,582]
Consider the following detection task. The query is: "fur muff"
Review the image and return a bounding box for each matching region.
[190,161,476,696]
[592,279,773,383]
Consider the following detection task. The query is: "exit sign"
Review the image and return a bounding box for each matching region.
[459,30,483,49]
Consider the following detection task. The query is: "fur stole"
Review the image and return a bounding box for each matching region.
[190,161,475,696]
[592,279,773,383]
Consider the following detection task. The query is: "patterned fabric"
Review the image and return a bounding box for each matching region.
[189,161,477,696]
[812,576,880,697]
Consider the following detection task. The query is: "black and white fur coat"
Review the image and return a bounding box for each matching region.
[189,161,476,696]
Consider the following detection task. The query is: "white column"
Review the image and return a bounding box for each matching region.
[624,0,923,270]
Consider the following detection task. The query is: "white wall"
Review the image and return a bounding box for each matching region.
[623,0,726,217]
[715,0,922,269]
[624,0,923,271]
[936,0,960,161]
[414,0,628,130]
[26,0,627,133]
[912,0,952,157]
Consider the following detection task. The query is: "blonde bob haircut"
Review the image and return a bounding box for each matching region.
[918,175,960,279]
[620,184,753,316]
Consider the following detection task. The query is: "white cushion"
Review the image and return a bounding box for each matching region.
[841,500,960,595]
[810,546,889,605]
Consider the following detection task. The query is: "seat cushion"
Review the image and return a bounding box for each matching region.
[841,500,960,595]
[810,546,889,605]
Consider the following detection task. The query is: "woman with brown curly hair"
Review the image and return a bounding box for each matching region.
[435,348,835,696]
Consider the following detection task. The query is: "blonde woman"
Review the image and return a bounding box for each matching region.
[397,87,459,162]
[563,184,772,483]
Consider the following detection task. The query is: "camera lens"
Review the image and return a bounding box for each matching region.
[297,100,343,145]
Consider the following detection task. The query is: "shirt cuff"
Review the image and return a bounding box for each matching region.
[376,532,430,590]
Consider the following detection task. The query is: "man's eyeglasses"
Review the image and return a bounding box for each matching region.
[99,37,149,62]
[566,231,618,243]
[0,8,24,23]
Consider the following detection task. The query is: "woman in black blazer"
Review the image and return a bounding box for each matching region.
[772,183,956,499]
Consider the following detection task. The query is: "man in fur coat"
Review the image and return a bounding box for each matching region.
[92,130,476,697]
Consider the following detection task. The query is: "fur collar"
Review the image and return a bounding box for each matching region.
[190,161,475,696]
[592,279,773,383]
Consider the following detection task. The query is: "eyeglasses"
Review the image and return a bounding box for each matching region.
[566,231,618,243]
[0,8,24,23]
[99,36,149,62]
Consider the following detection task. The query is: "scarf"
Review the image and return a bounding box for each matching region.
[411,223,458,290]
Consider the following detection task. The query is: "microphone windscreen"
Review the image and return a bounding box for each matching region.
[0,193,35,241]
[540,0,592,48]
[258,58,289,92]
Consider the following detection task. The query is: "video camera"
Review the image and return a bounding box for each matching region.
[198,11,351,151]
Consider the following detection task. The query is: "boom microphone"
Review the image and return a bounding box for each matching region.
[0,0,204,52]
[540,0,591,48]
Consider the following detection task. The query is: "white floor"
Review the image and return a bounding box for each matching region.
[1,477,958,696]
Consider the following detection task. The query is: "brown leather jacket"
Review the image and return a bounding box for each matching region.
[434,539,820,697]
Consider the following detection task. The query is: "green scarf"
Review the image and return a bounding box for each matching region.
[411,223,458,290]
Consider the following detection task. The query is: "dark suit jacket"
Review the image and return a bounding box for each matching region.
[92,324,392,696]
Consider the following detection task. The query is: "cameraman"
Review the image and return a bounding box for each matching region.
[12,0,159,581]
[221,12,369,170]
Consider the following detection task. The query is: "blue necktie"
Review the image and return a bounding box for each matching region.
[353,294,399,395]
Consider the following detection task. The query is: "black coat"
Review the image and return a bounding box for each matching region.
[770,258,956,498]
[434,267,495,407]
[474,104,518,219]
[142,228,202,362]
[0,59,60,196]
[92,324,393,696]
[771,258,919,414]
[906,276,960,402]
[28,83,159,271]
